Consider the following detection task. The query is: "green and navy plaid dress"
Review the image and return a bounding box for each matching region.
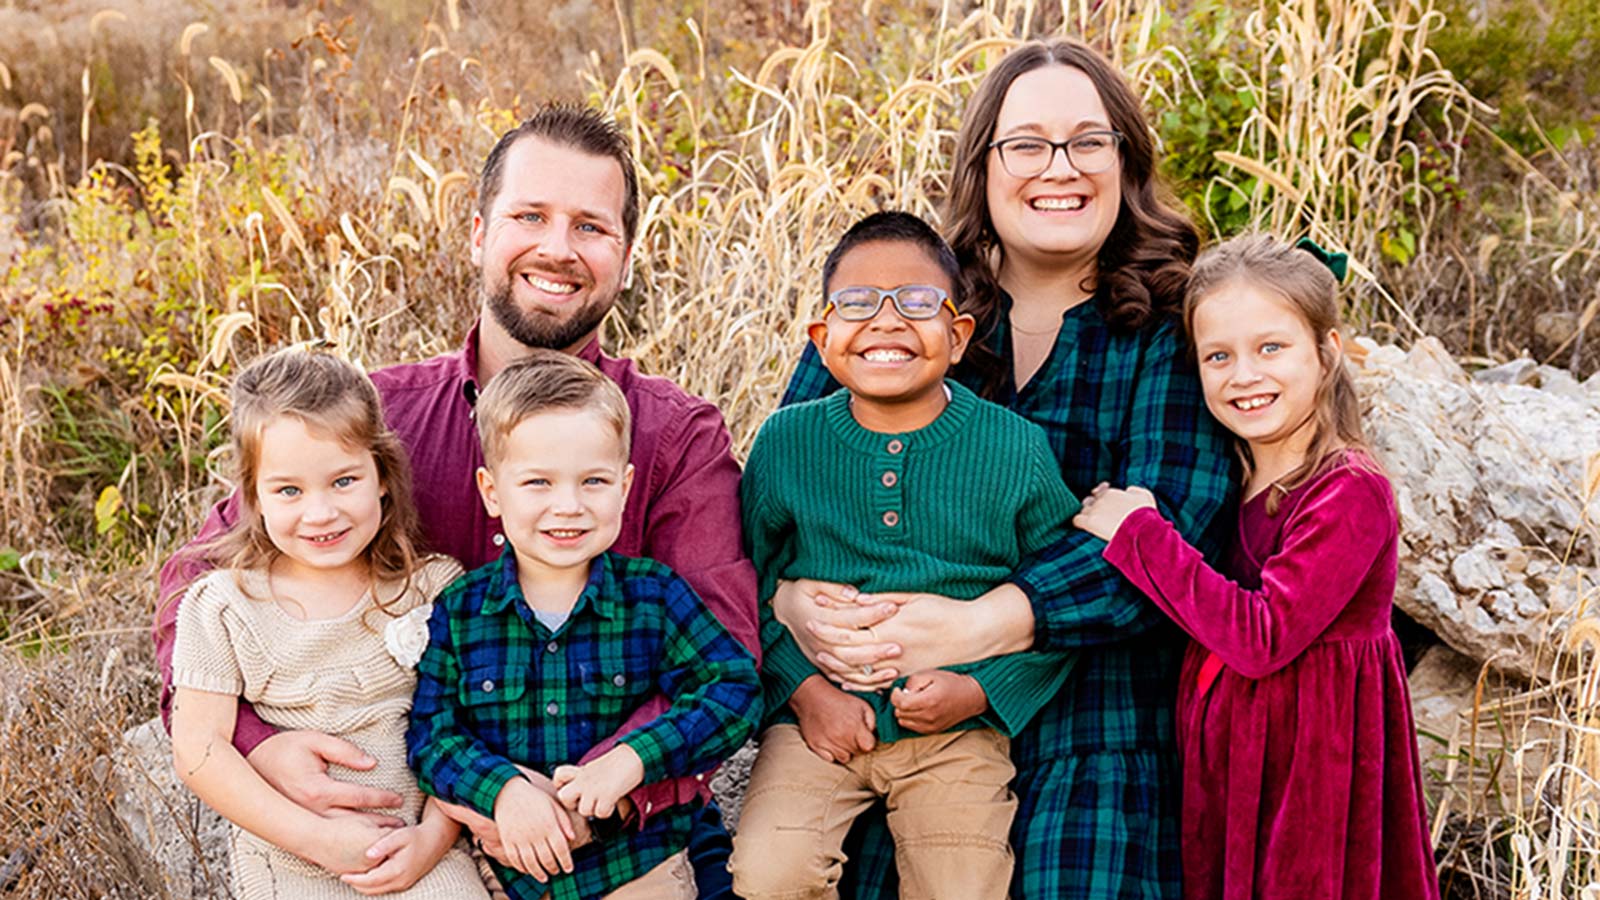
[781,295,1236,899]
[406,549,760,900]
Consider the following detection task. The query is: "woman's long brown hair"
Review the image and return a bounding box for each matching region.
[944,39,1199,398]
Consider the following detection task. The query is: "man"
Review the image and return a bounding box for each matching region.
[154,104,758,897]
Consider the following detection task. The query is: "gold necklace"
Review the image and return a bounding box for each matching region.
[1008,315,1062,336]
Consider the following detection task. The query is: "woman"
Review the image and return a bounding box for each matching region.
[775,39,1235,898]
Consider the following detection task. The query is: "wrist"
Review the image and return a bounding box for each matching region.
[419,806,457,842]
[789,674,830,709]
[978,585,1035,656]
[610,742,646,790]
[492,773,532,817]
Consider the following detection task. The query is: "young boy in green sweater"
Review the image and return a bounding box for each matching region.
[727,212,1080,900]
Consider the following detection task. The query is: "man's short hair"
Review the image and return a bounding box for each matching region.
[477,103,641,244]
[475,350,632,468]
[820,210,962,301]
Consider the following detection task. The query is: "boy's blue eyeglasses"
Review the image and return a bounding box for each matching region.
[823,285,957,321]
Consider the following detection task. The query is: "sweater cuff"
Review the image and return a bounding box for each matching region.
[952,651,1077,737]
[760,625,821,713]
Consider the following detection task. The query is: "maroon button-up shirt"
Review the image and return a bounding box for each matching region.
[154,326,759,822]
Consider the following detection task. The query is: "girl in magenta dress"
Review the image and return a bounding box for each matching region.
[1073,234,1441,900]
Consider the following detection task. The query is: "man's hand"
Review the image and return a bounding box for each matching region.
[1073,483,1157,542]
[493,776,576,882]
[246,730,403,821]
[433,767,591,868]
[789,675,876,764]
[890,670,988,735]
[552,744,645,819]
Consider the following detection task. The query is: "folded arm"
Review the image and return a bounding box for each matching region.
[1103,470,1391,678]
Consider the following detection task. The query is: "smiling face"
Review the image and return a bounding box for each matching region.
[985,65,1123,277]
[254,415,386,582]
[476,408,634,584]
[472,135,633,353]
[808,239,975,432]
[1191,279,1338,461]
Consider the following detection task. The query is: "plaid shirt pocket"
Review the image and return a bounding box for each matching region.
[459,665,529,756]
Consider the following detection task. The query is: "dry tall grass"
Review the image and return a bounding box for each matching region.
[1,0,1595,896]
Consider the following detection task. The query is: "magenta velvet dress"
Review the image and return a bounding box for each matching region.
[1103,453,1440,900]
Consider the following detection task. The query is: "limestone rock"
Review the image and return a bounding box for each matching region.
[109,719,230,899]
[1356,337,1599,680]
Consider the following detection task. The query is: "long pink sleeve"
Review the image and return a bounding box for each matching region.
[153,493,278,755]
[1102,467,1394,679]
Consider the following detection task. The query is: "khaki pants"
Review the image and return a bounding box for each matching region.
[730,725,1017,900]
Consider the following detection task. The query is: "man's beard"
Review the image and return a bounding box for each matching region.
[485,277,613,351]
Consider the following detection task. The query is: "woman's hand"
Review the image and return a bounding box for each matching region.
[771,579,904,686]
[774,580,1037,690]
[1073,484,1157,542]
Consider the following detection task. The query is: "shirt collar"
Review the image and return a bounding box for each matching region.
[573,335,604,365]
[480,545,621,621]
[459,323,608,402]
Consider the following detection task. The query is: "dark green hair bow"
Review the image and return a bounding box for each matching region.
[1294,237,1349,283]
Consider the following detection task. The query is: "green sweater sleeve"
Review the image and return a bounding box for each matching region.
[948,651,1078,736]
[949,431,1083,737]
[741,418,821,718]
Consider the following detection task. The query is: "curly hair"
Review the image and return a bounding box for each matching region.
[943,39,1199,397]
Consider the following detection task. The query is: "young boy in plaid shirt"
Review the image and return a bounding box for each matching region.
[406,351,760,900]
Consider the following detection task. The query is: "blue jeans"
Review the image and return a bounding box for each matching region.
[688,800,735,899]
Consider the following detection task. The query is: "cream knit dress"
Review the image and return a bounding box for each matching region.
[171,556,490,900]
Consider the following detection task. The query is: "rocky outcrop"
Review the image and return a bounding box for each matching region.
[1355,338,1598,681]
[110,719,230,899]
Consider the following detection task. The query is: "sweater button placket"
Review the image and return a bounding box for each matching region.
[877,438,906,536]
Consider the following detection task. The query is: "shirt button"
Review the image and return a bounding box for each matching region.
[492,533,505,547]
[886,439,904,454]
[481,679,495,692]
[881,471,898,487]
[882,511,900,527]
[546,702,560,716]
[546,641,559,653]
[612,674,627,687]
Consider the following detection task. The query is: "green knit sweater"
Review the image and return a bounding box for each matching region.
[742,381,1081,743]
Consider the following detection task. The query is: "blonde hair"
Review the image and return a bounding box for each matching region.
[203,347,422,612]
[1185,233,1375,513]
[475,350,631,468]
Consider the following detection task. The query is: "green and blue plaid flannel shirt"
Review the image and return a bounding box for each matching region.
[781,297,1236,899]
[406,548,760,900]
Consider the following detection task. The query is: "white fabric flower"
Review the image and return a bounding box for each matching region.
[385,604,433,669]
